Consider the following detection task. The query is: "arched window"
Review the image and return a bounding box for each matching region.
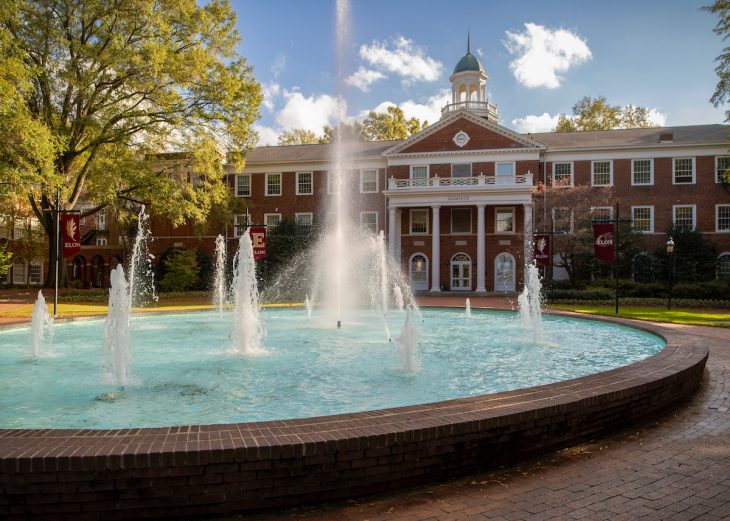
[409,253,428,291]
[494,252,516,292]
[718,253,730,279]
[632,253,655,282]
[450,253,471,291]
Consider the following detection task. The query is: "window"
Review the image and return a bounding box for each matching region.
[632,206,654,233]
[673,205,696,230]
[591,160,612,186]
[451,163,472,178]
[673,158,695,184]
[296,172,313,195]
[716,156,730,183]
[96,212,107,231]
[265,173,281,196]
[553,208,573,233]
[96,237,107,246]
[410,209,428,234]
[264,213,281,229]
[235,174,251,197]
[718,253,730,279]
[360,169,378,193]
[29,261,42,285]
[233,214,250,237]
[360,212,377,233]
[13,219,26,240]
[411,165,428,179]
[295,213,313,232]
[553,162,573,186]
[718,205,730,232]
[591,207,613,222]
[495,162,515,176]
[495,207,514,233]
[327,170,341,194]
[632,159,653,185]
[12,262,26,285]
[451,208,471,234]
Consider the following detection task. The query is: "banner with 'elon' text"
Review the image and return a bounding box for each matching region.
[61,214,81,258]
[593,223,615,264]
[533,234,551,266]
[249,226,266,260]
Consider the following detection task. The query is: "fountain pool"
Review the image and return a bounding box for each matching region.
[0,308,663,430]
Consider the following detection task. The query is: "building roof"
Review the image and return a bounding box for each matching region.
[528,124,728,149]
[453,51,485,75]
[244,140,401,164]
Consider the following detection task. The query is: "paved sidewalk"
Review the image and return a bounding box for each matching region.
[236,320,729,521]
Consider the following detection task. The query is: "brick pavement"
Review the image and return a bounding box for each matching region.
[232,318,729,521]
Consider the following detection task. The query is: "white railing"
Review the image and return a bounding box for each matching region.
[441,100,499,117]
[388,174,533,190]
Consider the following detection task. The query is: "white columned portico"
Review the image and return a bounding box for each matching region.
[388,206,397,259]
[476,203,486,292]
[523,202,534,285]
[430,205,441,292]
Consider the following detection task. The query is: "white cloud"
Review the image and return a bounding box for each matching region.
[476,48,484,57]
[253,124,280,146]
[359,89,451,125]
[261,82,281,111]
[511,112,561,133]
[270,53,286,78]
[345,67,386,92]
[359,36,443,83]
[276,90,347,133]
[646,108,667,127]
[504,23,591,89]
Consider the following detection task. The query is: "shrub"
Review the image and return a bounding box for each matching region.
[159,249,200,292]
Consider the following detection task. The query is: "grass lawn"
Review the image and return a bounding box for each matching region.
[550,304,730,328]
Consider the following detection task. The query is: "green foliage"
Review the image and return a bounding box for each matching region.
[321,121,366,143]
[654,226,718,282]
[703,1,730,120]
[0,242,12,277]
[277,128,322,146]
[554,96,659,131]
[547,277,730,303]
[159,249,201,292]
[362,105,427,141]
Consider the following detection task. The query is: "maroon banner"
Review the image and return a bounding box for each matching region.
[533,234,551,266]
[593,223,615,264]
[61,214,81,258]
[249,226,267,260]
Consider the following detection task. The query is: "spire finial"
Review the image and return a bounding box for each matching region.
[467,31,471,54]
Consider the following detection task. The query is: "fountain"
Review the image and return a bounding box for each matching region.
[128,205,156,312]
[103,266,132,385]
[213,234,227,316]
[518,262,544,343]
[29,290,53,357]
[230,231,266,355]
[304,294,313,321]
[393,284,405,312]
[396,306,419,373]
[465,298,472,318]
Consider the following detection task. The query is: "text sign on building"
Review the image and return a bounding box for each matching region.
[249,226,267,260]
[593,223,615,264]
[533,234,551,266]
[61,214,81,258]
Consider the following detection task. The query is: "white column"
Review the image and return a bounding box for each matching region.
[430,206,441,292]
[476,204,486,293]
[523,203,534,285]
[395,209,402,261]
[388,206,397,260]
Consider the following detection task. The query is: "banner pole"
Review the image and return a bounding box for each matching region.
[54,189,60,316]
[615,202,619,317]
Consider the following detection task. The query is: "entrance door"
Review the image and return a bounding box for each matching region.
[450,253,471,290]
[494,253,516,292]
[409,254,428,291]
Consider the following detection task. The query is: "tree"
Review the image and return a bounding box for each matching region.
[321,121,365,144]
[554,96,658,131]
[277,128,322,146]
[704,1,730,120]
[159,249,200,292]
[654,226,719,282]
[362,105,427,141]
[0,243,11,281]
[1,0,262,288]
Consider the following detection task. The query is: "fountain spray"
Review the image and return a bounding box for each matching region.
[230,231,266,355]
[30,291,54,357]
[213,234,227,316]
[128,205,156,314]
[103,266,132,385]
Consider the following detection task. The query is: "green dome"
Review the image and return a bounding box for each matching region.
[453,51,485,74]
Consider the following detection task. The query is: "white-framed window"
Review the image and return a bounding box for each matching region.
[12,262,26,285]
[235,174,251,197]
[410,209,428,234]
[233,214,250,237]
[552,162,573,187]
[451,208,471,234]
[265,173,281,196]
[327,170,341,194]
[96,211,107,231]
[673,205,696,230]
[632,206,654,233]
[673,158,695,184]
[591,206,613,222]
[717,204,730,232]
[716,156,730,183]
[29,260,42,285]
[718,253,730,279]
[495,162,515,176]
[295,212,313,232]
[591,160,612,186]
[360,169,378,193]
[360,211,378,233]
[296,172,313,195]
[264,213,281,229]
[552,207,573,233]
[13,219,26,240]
[96,236,107,246]
[451,163,472,178]
[411,165,429,179]
[632,159,653,186]
[495,207,515,233]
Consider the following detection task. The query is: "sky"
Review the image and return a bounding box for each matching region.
[232,0,726,145]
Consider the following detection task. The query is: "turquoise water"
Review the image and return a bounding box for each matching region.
[0,308,664,429]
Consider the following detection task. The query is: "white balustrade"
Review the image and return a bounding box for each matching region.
[387,174,533,190]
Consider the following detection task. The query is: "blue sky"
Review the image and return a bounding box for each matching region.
[233,0,726,145]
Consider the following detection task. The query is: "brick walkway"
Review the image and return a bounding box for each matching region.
[235,319,729,521]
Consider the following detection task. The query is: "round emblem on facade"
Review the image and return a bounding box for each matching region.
[453,130,470,147]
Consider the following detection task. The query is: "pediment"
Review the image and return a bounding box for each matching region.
[384,111,544,156]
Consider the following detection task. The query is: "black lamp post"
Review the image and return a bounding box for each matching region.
[666,236,675,310]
